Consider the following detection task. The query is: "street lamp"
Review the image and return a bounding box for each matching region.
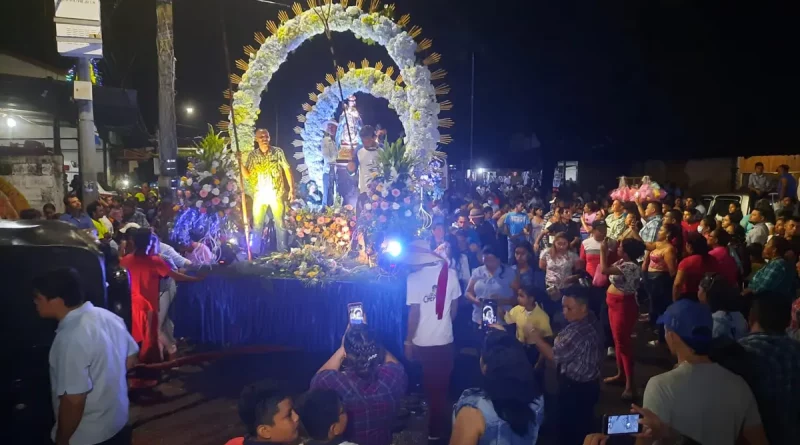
[6,117,16,128]
[185,106,194,115]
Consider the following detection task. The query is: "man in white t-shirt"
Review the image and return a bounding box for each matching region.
[404,240,461,441]
[638,299,767,445]
[348,125,383,198]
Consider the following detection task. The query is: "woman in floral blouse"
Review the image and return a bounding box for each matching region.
[539,232,584,329]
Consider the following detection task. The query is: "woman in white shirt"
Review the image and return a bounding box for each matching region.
[465,245,515,326]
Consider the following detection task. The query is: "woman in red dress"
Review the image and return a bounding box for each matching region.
[120,229,201,362]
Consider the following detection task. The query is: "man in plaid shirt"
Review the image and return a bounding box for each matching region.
[636,199,664,243]
[746,237,796,300]
[739,296,800,445]
[526,285,603,445]
[310,326,407,445]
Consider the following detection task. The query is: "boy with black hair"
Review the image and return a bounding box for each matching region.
[295,389,356,445]
[225,383,300,445]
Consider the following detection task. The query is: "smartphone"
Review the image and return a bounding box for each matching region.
[482,300,498,327]
[348,302,365,325]
[602,414,642,435]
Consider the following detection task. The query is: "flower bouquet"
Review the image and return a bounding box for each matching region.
[172,126,242,244]
[252,244,343,285]
[358,139,423,247]
[284,197,357,257]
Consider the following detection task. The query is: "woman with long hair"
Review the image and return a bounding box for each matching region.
[673,232,719,301]
[580,202,601,241]
[529,207,546,253]
[450,329,544,445]
[465,245,515,326]
[119,229,201,362]
[511,241,539,291]
[311,325,407,445]
[643,224,680,345]
[435,234,471,291]
[538,232,583,329]
[600,237,646,400]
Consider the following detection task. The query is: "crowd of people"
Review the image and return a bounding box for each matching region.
[21,171,800,445]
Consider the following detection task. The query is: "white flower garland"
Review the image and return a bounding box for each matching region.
[231,4,440,174]
[298,66,415,185]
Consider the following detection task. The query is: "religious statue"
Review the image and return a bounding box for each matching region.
[335,95,363,161]
[241,128,294,254]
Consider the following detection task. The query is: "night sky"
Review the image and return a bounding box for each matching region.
[2,0,798,166]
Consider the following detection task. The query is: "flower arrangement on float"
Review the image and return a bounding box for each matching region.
[172,126,242,245]
[253,244,344,284]
[283,197,357,256]
[358,138,423,244]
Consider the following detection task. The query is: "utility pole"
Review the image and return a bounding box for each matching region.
[77,58,99,207]
[156,0,178,193]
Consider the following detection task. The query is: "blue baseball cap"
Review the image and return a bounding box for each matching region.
[657,299,713,344]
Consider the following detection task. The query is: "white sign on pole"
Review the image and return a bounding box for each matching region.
[74,80,93,101]
[54,0,103,57]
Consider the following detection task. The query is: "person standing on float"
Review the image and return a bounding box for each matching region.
[241,128,295,254]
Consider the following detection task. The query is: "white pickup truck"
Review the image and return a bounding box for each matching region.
[700,193,780,221]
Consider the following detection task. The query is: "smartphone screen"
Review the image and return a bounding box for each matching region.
[603,414,642,435]
[348,303,365,325]
[482,300,497,327]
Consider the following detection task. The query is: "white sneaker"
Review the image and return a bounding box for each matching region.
[607,347,616,357]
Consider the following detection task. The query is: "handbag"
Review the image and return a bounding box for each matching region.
[592,264,609,288]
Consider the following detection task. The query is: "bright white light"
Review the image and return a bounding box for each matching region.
[185,107,194,115]
[477,168,485,174]
[228,238,238,246]
[6,117,16,128]
[120,179,130,188]
[386,240,403,257]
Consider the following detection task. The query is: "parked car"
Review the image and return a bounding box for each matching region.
[701,193,780,221]
[1,220,131,445]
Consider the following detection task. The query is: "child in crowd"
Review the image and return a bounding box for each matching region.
[745,242,764,283]
[681,208,700,237]
[295,389,357,445]
[504,284,553,368]
[224,383,299,445]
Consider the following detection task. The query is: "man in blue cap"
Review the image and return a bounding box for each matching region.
[638,299,768,445]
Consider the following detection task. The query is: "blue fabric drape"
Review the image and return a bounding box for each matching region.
[172,274,406,354]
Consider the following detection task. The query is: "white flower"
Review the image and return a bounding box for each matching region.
[310,237,317,243]
[392,202,400,210]
[195,201,203,208]
[230,201,237,207]
[231,6,441,187]
[212,188,220,196]
[381,189,389,198]
[186,178,193,186]
[404,210,412,217]
[364,203,372,210]
[202,184,212,192]
[222,196,229,204]
[211,160,220,168]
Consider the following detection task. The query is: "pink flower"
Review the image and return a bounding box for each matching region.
[212,197,221,205]
[184,190,192,198]
[199,207,207,214]
[199,190,209,198]
[317,216,326,224]
[226,182,235,191]
[391,188,401,197]
[344,205,354,211]
[403,196,412,205]
[380,201,390,210]
[378,215,387,223]
[350,221,356,227]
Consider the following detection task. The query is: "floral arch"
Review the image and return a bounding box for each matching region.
[294,62,449,184]
[218,0,452,177]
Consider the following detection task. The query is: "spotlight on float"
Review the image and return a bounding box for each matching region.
[476,167,485,174]
[6,117,17,128]
[385,240,403,258]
